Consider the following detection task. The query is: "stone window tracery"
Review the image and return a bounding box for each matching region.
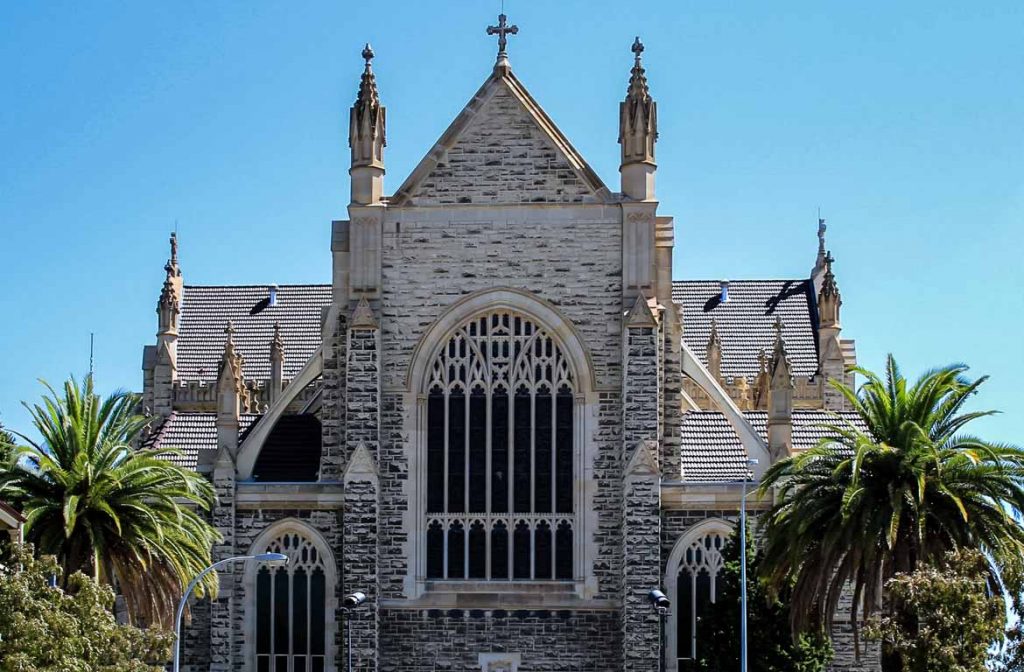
[674,530,727,665]
[254,531,329,672]
[424,311,575,581]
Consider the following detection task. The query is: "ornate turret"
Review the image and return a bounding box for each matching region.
[811,217,828,295]
[150,233,182,417]
[349,43,386,205]
[269,322,285,405]
[217,321,244,422]
[818,251,841,329]
[767,317,794,460]
[619,37,658,201]
[816,251,848,410]
[706,318,722,380]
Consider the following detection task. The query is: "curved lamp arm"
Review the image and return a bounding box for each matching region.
[172,553,287,672]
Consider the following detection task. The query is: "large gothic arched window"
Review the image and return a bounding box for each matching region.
[254,530,331,672]
[425,311,575,581]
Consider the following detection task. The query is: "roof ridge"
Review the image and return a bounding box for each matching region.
[183,283,331,290]
[672,278,809,284]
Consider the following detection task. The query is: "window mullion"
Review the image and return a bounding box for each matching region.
[530,389,536,512]
[464,388,470,514]
[288,568,294,670]
[530,519,536,579]
[550,390,556,512]
[269,567,276,662]
[443,520,449,580]
[507,387,514,516]
[443,393,449,514]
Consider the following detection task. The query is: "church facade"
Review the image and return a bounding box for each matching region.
[141,19,873,672]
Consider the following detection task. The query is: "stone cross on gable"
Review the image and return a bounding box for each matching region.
[487,13,518,58]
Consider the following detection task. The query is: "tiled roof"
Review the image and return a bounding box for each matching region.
[679,409,868,482]
[146,412,257,470]
[177,285,331,382]
[673,280,819,379]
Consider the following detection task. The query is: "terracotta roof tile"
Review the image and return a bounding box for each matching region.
[679,409,867,482]
[673,279,819,379]
[177,285,331,382]
[146,412,257,470]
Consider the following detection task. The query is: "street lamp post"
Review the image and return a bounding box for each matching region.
[172,553,287,672]
[740,457,759,672]
[649,590,671,672]
[342,592,368,672]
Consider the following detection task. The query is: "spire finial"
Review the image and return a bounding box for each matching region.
[224,319,236,342]
[487,13,519,66]
[626,37,651,101]
[818,216,827,257]
[354,43,381,109]
[164,231,180,277]
[820,250,841,305]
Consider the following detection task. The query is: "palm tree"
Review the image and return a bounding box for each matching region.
[757,355,1024,671]
[0,376,220,627]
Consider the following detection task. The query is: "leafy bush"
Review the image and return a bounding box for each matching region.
[0,543,172,672]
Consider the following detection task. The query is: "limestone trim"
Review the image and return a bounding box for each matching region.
[388,67,611,206]
[680,340,769,479]
[625,439,660,479]
[236,345,325,480]
[660,482,772,511]
[344,443,379,484]
[243,518,338,672]
[405,288,596,395]
[664,518,734,671]
[235,482,345,510]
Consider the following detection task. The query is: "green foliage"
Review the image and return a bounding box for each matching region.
[0,419,15,472]
[757,354,1024,658]
[0,375,220,627]
[867,549,1004,672]
[0,543,172,671]
[693,526,833,672]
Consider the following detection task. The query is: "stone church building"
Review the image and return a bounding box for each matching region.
[140,18,870,672]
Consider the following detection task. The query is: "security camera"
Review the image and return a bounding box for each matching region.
[343,592,367,608]
[648,589,670,614]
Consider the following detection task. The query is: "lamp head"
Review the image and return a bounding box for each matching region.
[255,552,288,567]
[648,589,671,614]
[344,591,368,608]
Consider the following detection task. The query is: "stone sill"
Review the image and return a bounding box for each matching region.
[661,481,771,511]
[235,482,345,510]
[381,580,617,610]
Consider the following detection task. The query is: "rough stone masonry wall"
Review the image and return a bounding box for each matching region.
[210,462,236,672]
[621,324,662,672]
[409,85,592,206]
[661,312,684,480]
[344,324,381,671]
[319,310,348,481]
[379,609,622,672]
[378,209,624,599]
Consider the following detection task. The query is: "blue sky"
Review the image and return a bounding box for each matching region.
[1,1,1021,442]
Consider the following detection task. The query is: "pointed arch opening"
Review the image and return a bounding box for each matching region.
[245,520,337,672]
[664,519,733,671]
[407,290,594,595]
